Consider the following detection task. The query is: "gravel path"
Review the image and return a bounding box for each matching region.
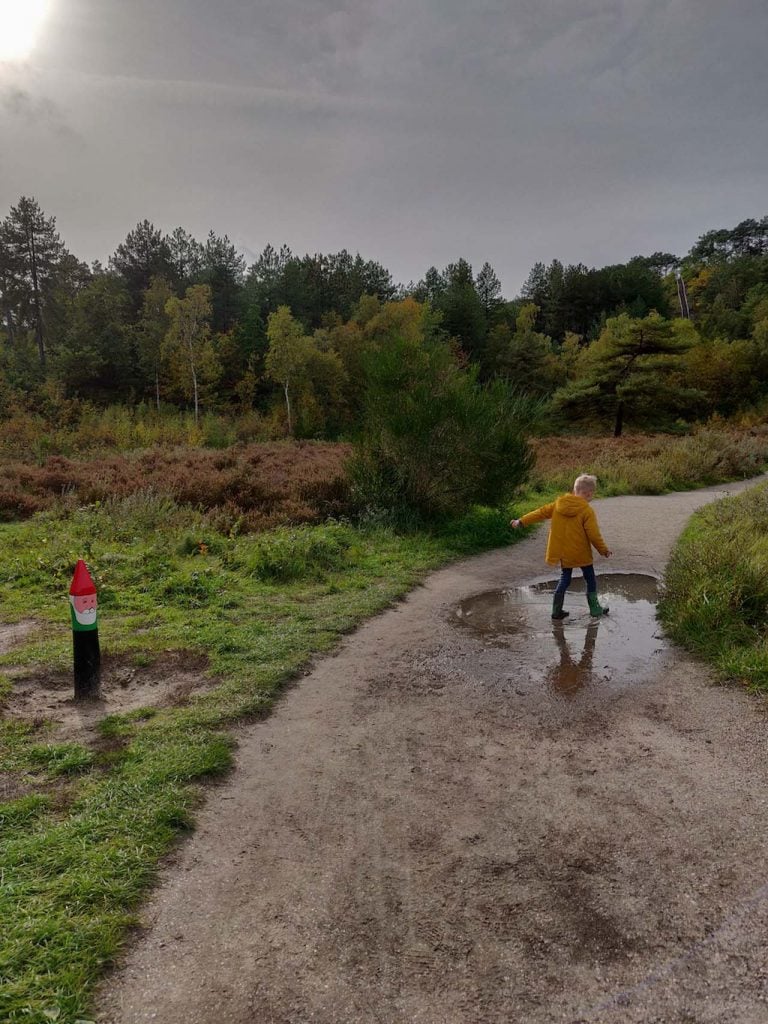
[98,478,768,1024]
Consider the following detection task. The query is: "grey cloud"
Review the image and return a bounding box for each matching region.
[3,0,766,294]
[3,86,58,120]
[0,81,77,139]
[73,70,392,121]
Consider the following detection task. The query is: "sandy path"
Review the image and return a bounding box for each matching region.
[97,479,768,1024]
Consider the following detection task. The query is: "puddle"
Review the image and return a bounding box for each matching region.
[451,573,666,696]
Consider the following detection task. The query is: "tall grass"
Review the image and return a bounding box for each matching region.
[529,426,768,497]
[0,403,277,461]
[659,483,768,689]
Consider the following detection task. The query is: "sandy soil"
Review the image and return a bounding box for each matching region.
[97,478,768,1024]
[0,619,40,655]
[5,650,215,745]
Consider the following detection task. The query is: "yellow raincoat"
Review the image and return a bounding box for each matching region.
[519,493,609,568]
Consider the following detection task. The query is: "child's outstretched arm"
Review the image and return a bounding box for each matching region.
[511,502,555,529]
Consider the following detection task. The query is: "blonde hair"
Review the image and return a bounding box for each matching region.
[573,473,597,496]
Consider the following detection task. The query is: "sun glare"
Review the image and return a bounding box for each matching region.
[0,0,50,61]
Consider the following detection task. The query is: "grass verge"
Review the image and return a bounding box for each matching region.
[0,496,517,1024]
[659,482,768,690]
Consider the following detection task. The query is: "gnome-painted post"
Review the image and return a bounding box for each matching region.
[70,559,101,699]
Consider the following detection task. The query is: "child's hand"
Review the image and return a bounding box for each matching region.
[604,549,613,557]
[511,519,522,529]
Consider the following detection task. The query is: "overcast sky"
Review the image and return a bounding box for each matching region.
[1,0,766,294]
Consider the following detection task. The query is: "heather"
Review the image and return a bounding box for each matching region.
[0,441,352,528]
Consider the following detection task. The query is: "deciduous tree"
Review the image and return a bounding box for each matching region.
[164,285,218,423]
[265,306,313,436]
[265,305,346,436]
[137,276,173,409]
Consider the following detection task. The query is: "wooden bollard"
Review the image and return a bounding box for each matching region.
[70,559,101,700]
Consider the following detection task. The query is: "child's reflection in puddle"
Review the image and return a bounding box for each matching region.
[548,621,600,695]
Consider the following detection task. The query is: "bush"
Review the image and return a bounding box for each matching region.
[436,505,517,554]
[349,333,536,521]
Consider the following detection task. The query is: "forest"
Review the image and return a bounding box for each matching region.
[2,199,768,522]
[2,197,767,450]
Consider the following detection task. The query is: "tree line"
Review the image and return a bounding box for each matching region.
[1,196,768,439]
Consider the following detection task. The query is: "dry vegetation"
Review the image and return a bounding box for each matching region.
[1,426,767,532]
[529,425,768,496]
[0,441,352,530]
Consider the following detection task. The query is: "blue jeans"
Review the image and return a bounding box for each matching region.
[554,564,597,598]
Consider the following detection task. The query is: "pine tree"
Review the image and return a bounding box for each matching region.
[1,196,66,369]
[475,261,502,315]
[554,312,699,436]
[110,220,174,312]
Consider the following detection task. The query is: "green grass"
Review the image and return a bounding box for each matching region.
[659,482,768,689]
[0,494,521,1023]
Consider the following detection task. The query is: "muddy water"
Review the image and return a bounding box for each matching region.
[451,572,666,696]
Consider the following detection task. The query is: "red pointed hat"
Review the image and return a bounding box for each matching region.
[70,559,97,596]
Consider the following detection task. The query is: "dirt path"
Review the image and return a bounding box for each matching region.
[98,479,768,1024]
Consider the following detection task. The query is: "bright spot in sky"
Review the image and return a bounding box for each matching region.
[0,0,50,61]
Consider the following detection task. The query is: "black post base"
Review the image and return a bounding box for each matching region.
[73,629,101,700]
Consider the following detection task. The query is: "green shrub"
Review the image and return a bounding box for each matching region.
[88,491,186,540]
[176,532,226,557]
[349,332,537,521]
[200,413,237,449]
[437,505,517,554]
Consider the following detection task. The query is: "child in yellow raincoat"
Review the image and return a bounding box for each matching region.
[511,474,612,620]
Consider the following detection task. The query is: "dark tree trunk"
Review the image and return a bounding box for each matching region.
[613,400,624,438]
[2,304,16,345]
[28,227,46,370]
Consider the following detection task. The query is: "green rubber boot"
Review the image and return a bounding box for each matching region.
[552,595,569,620]
[587,592,608,617]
